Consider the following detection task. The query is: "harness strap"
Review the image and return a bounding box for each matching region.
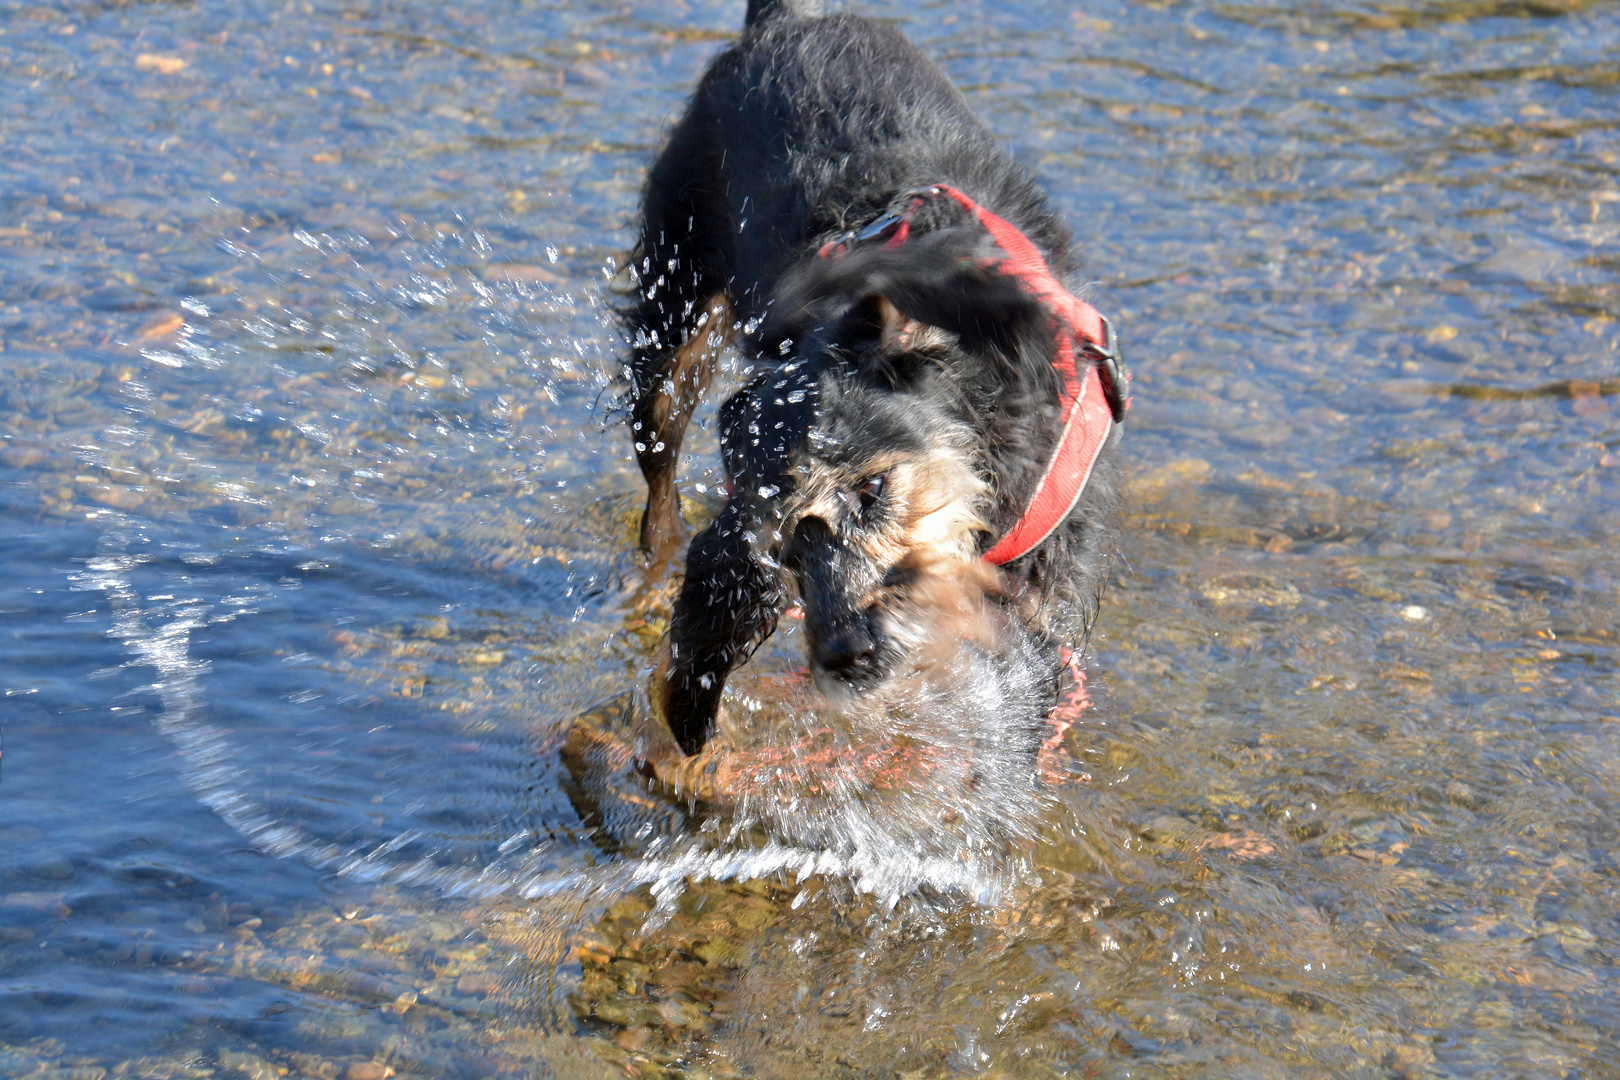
[931,187,1123,564]
[820,186,1128,565]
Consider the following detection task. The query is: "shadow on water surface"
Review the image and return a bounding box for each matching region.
[2,0,1620,1076]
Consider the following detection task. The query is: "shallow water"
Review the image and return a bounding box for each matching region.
[3,0,1618,1076]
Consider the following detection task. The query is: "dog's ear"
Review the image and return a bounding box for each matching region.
[767,228,1058,377]
[864,239,1055,360]
[834,293,955,388]
[872,294,950,355]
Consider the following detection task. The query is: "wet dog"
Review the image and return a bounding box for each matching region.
[620,0,1127,756]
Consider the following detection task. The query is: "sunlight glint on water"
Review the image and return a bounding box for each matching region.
[1,0,1617,1075]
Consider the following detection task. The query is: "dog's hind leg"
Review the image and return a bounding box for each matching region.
[629,292,731,560]
[622,110,736,561]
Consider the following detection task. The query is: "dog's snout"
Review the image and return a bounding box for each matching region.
[783,514,833,562]
[815,620,877,674]
[784,515,883,682]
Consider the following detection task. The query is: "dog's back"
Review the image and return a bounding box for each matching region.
[655,3,1074,320]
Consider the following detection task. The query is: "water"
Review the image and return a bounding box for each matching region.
[3,0,1617,1075]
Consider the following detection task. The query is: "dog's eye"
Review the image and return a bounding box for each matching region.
[857,474,886,512]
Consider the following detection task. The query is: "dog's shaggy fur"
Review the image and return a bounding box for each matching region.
[621,0,1124,756]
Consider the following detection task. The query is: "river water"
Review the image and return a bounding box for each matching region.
[2,0,1617,1077]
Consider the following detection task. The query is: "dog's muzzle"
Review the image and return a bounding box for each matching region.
[782,516,885,688]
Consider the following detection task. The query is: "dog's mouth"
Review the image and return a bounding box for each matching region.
[805,611,896,700]
[812,662,885,701]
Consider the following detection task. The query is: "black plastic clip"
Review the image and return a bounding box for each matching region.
[1080,314,1129,424]
[852,211,905,244]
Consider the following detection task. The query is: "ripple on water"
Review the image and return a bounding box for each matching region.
[2,0,1619,1075]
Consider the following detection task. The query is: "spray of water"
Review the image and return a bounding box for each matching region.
[77,505,1065,954]
[72,218,1076,966]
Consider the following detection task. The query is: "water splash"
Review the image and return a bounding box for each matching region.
[76,504,1063,941]
[66,214,1075,954]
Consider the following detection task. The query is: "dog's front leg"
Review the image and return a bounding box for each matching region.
[652,506,784,756]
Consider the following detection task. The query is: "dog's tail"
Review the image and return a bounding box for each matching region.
[745,0,824,27]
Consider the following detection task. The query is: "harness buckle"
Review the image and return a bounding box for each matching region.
[818,208,910,259]
[818,188,950,260]
[1078,314,1129,424]
[853,211,905,244]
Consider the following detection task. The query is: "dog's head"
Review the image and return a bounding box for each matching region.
[744,230,1069,699]
[777,376,999,698]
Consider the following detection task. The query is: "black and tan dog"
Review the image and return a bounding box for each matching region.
[621,0,1127,757]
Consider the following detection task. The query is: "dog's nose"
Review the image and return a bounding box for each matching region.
[816,620,877,674]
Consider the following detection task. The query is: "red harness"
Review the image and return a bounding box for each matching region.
[819,185,1128,565]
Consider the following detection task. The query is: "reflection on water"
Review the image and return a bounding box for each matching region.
[3,0,1618,1076]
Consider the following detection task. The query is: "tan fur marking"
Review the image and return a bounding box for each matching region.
[875,296,955,354]
[637,292,733,557]
[783,435,996,651]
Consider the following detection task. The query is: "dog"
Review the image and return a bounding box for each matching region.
[620,0,1127,757]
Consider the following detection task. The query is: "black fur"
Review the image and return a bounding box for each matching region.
[621,7,1124,756]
